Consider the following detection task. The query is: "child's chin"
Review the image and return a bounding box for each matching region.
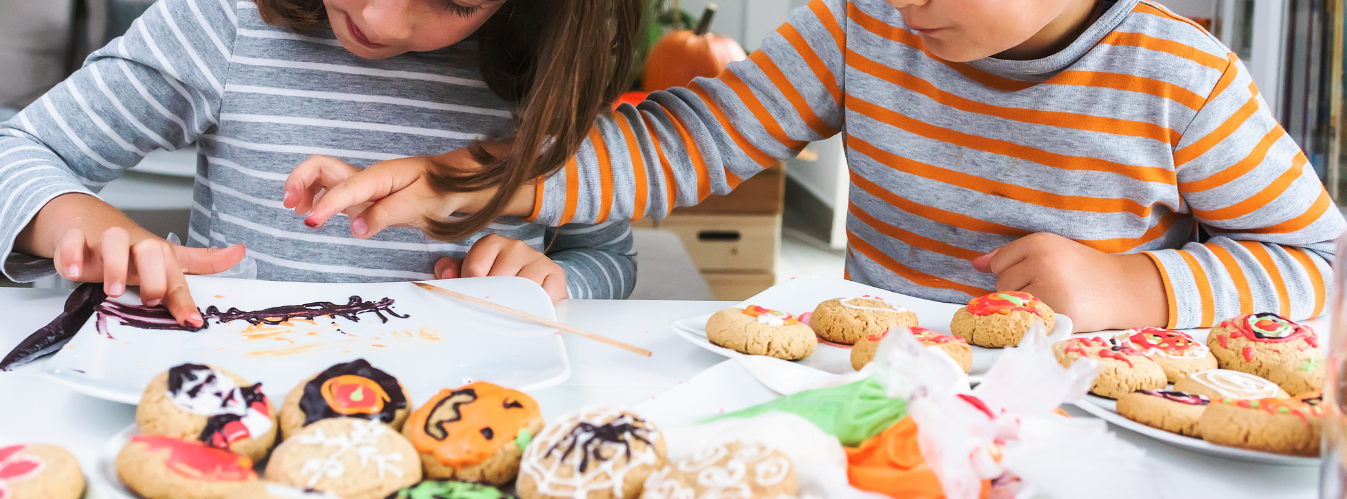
[920,38,997,63]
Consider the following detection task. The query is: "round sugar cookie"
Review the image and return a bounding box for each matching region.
[137,363,277,462]
[266,418,421,499]
[810,296,917,345]
[1173,369,1288,400]
[279,359,413,440]
[402,382,544,485]
[116,435,257,499]
[705,306,816,360]
[517,408,667,499]
[1115,390,1210,438]
[1114,328,1217,383]
[950,291,1055,348]
[1052,337,1165,399]
[1267,355,1325,396]
[386,480,512,499]
[225,482,344,498]
[850,327,970,373]
[1206,314,1320,378]
[641,440,797,499]
[1200,397,1323,456]
[0,444,85,499]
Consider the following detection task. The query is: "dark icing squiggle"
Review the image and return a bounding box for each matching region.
[204,296,407,326]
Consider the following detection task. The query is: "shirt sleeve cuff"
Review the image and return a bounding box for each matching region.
[1143,249,1192,329]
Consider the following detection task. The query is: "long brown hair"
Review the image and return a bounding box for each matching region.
[255,0,645,240]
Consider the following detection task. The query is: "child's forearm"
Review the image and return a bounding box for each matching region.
[1115,253,1168,329]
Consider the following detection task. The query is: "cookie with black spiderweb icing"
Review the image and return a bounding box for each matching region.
[517,408,666,499]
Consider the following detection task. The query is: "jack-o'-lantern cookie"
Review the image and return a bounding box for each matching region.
[1268,355,1326,396]
[810,296,917,345]
[116,435,258,499]
[386,480,511,499]
[518,408,667,499]
[1173,369,1288,400]
[0,444,84,499]
[266,418,421,499]
[850,327,971,373]
[225,482,344,499]
[950,291,1056,348]
[1116,390,1210,438]
[403,382,544,485]
[137,364,278,462]
[641,441,797,499]
[279,359,412,439]
[1114,328,1217,383]
[706,306,817,360]
[1207,313,1320,378]
[1052,337,1165,399]
[1200,396,1323,456]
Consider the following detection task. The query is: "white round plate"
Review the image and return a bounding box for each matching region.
[95,425,138,499]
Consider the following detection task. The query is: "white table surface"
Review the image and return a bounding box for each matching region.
[0,288,1323,498]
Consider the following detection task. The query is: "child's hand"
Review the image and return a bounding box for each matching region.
[434,234,568,303]
[970,233,1166,332]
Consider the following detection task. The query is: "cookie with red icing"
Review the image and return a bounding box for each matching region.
[850,327,971,373]
[1199,396,1323,456]
[137,364,277,462]
[811,296,917,345]
[1207,313,1321,379]
[950,291,1056,348]
[402,382,545,485]
[705,306,817,360]
[1051,337,1165,399]
[1116,390,1210,438]
[116,435,258,499]
[1114,328,1217,383]
[0,444,84,499]
[279,359,413,440]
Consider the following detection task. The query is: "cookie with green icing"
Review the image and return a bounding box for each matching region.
[385,480,512,499]
[1267,354,1325,396]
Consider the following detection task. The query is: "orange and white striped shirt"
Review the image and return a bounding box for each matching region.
[526,0,1345,329]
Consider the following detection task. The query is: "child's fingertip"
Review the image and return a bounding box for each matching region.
[66,264,79,279]
[351,217,369,238]
[109,282,125,296]
[304,216,321,229]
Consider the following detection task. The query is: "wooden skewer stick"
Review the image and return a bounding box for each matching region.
[413,282,653,357]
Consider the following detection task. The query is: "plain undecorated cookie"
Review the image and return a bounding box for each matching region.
[1173,369,1288,400]
[0,444,85,499]
[1207,314,1320,378]
[266,418,421,499]
[950,291,1055,348]
[1114,328,1217,383]
[1200,397,1323,456]
[1052,337,1165,399]
[706,306,817,360]
[1115,390,1210,438]
[117,435,257,499]
[641,441,797,499]
[278,359,413,440]
[136,364,278,462]
[1267,355,1325,396]
[850,327,970,373]
[811,296,917,345]
[402,382,544,485]
[518,408,666,499]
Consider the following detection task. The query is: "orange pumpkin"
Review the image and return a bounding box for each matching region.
[642,5,747,92]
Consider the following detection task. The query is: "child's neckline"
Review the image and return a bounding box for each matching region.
[965,0,1136,83]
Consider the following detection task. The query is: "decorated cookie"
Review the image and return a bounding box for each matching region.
[225,482,344,499]
[641,440,797,499]
[0,444,84,499]
[517,408,667,499]
[705,306,817,360]
[1051,337,1165,399]
[1173,369,1288,400]
[850,327,971,373]
[1200,396,1323,456]
[1114,328,1217,383]
[1267,355,1325,396]
[116,435,258,499]
[266,418,421,499]
[137,364,278,462]
[1115,390,1210,438]
[1206,313,1320,378]
[279,359,413,439]
[402,382,544,485]
[810,296,917,345]
[385,480,511,499]
[950,291,1056,348]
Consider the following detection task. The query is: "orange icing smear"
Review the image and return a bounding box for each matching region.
[405,382,542,468]
[911,327,966,346]
[846,417,988,499]
[965,291,1042,317]
[132,436,256,482]
[321,375,391,416]
[1126,327,1201,355]
[743,305,798,325]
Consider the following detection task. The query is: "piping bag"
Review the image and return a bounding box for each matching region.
[0,282,105,370]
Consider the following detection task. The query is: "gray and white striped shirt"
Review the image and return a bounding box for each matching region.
[0,0,636,299]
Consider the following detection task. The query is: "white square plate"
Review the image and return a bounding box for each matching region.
[43,276,570,406]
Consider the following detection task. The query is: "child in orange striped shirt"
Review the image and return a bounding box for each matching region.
[288,0,1345,332]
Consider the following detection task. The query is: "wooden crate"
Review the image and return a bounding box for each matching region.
[656,213,781,273]
[702,271,777,301]
[671,163,785,215]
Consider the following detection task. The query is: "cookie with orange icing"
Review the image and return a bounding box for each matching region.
[1114,328,1217,383]
[1199,396,1323,456]
[402,382,545,485]
[1051,337,1165,399]
[116,435,258,499]
[950,291,1056,348]
[850,327,971,373]
[705,306,817,360]
[811,296,917,345]
[278,359,413,440]
[1207,313,1321,379]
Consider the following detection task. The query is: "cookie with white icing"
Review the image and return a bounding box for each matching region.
[950,291,1056,348]
[1052,337,1166,399]
[0,444,84,499]
[1173,369,1288,400]
[117,435,258,499]
[518,408,667,499]
[1200,396,1323,456]
[137,363,277,462]
[1267,355,1326,396]
[1114,328,1217,383]
[640,440,797,499]
[402,382,544,485]
[810,296,917,345]
[1115,390,1210,438]
[705,306,817,360]
[265,418,421,499]
[850,326,971,373]
[1207,313,1321,378]
[225,482,344,499]
[279,359,414,440]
